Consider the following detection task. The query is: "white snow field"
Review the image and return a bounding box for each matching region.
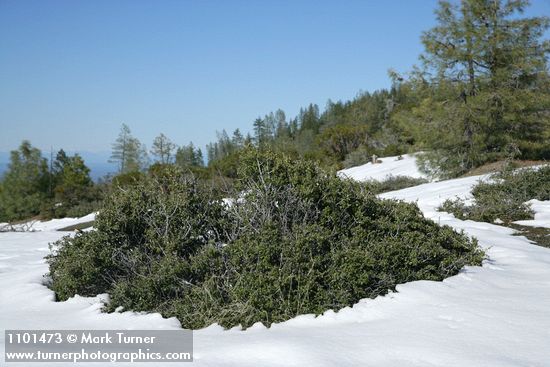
[2,161,550,366]
[337,153,428,181]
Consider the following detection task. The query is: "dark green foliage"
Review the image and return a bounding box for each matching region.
[48,150,483,329]
[439,165,550,223]
[0,142,103,222]
[318,124,369,160]
[48,231,116,299]
[206,130,243,163]
[41,150,102,219]
[49,165,226,300]
[110,171,145,187]
[207,150,242,179]
[0,141,49,222]
[175,143,204,169]
[298,104,321,133]
[397,0,550,177]
[204,81,413,172]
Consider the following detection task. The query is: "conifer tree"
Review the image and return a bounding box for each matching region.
[299,104,320,133]
[231,129,244,148]
[151,133,176,164]
[253,118,270,147]
[176,143,204,168]
[406,0,550,176]
[0,141,49,221]
[52,151,93,209]
[110,124,148,173]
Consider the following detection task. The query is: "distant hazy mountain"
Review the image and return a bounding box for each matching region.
[0,150,117,181]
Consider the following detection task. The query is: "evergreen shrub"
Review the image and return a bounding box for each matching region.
[48,149,483,329]
[439,165,550,223]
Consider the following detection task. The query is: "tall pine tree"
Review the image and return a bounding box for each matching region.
[404,0,550,177]
[110,124,148,173]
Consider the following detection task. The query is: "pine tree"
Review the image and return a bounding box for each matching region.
[53,149,69,174]
[299,104,320,132]
[110,124,148,173]
[206,142,219,163]
[52,151,93,209]
[0,141,49,221]
[232,129,244,148]
[195,148,204,167]
[263,112,276,140]
[253,118,270,147]
[274,109,289,138]
[150,133,176,164]
[407,0,550,176]
[288,118,299,137]
[176,143,204,168]
[217,130,234,157]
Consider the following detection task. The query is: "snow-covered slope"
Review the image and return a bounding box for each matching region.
[1,170,550,366]
[338,153,428,181]
[514,199,550,228]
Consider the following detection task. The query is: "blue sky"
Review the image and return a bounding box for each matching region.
[1,0,549,155]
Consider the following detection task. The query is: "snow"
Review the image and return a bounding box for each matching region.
[0,213,96,232]
[337,154,428,182]
[1,159,550,366]
[514,199,550,228]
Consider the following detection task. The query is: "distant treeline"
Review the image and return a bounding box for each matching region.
[0,129,211,222]
[0,142,101,222]
[1,0,549,223]
[205,0,550,178]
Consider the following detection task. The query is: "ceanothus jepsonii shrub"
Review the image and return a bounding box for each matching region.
[48,150,483,329]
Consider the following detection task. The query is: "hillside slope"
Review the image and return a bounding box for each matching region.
[337,154,428,181]
[1,164,549,366]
